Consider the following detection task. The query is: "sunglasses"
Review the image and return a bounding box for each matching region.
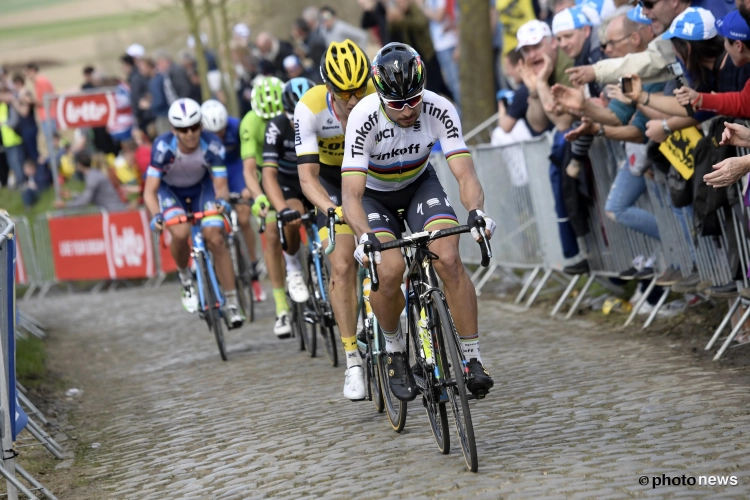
[175,123,201,134]
[331,86,368,101]
[381,91,424,111]
[600,34,630,51]
[638,0,661,9]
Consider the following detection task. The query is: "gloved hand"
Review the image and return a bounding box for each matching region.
[217,198,232,214]
[334,206,344,223]
[150,214,164,232]
[467,209,496,241]
[354,233,381,266]
[252,194,270,217]
[278,207,301,224]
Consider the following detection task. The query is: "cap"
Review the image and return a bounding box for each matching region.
[233,23,251,38]
[716,10,750,41]
[627,5,652,25]
[126,43,145,58]
[283,55,301,70]
[516,20,553,49]
[662,7,717,41]
[552,6,594,36]
[576,0,616,26]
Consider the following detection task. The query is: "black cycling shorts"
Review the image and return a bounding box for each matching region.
[361,164,458,239]
[277,172,312,209]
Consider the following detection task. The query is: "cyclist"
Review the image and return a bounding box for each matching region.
[341,43,497,401]
[200,99,264,301]
[145,97,244,327]
[261,78,317,292]
[295,39,375,400]
[241,76,306,338]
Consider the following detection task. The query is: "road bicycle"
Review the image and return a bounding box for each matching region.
[278,209,339,366]
[227,193,255,323]
[365,218,491,471]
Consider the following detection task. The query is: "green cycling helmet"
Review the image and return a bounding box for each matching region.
[251,76,284,120]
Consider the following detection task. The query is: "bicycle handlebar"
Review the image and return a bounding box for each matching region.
[277,211,313,251]
[228,193,253,206]
[325,208,337,255]
[164,209,223,227]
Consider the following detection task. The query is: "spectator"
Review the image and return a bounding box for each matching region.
[121,54,151,132]
[283,55,317,82]
[418,0,461,113]
[107,77,136,147]
[132,128,152,178]
[302,6,322,34]
[154,49,193,104]
[291,18,328,70]
[233,23,251,47]
[139,58,170,136]
[54,150,126,211]
[360,0,390,46]
[254,32,295,80]
[82,66,96,90]
[0,133,8,188]
[320,6,369,48]
[492,90,533,145]
[112,139,142,204]
[187,33,219,71]
[0,84,24,188]
[10,74,39,165]
[126,44,146,61]
[501,49,525,89]
[20,159,51,208]
[23,63,56,140]
[552,6,602,97]
[177,50,204,102]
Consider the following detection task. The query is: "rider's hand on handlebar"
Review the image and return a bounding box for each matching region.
[279,207,302,227]
[150,214,164,233]
[354,233,381,266]
[468,209,496,241]
[217,198,232,214]
[334,205,345,223]
[252,194,270,218]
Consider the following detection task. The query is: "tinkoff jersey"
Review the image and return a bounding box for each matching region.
[341,90,470,191]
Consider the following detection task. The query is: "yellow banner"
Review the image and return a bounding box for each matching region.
[658,126,702,180]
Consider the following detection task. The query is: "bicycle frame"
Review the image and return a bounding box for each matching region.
[355,267,381,356]
[191,225,225,311]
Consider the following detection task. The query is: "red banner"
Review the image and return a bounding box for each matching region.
[15,235,27,285]
[48,210,155,281]
[54,91,116,130]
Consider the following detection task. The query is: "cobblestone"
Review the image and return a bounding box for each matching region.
[34,285,750,499]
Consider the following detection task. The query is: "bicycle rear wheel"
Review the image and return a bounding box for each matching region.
[431,290,478,472]
[376,324,407,433]
[197,253,227,361]
[310,255,338,366]
[408,298,448,451]
[234,238,254,324]
[364,309,384,413]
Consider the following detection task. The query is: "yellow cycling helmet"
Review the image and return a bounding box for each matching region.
[320,39,370,90]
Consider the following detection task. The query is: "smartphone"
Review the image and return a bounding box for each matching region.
[620,77,633,94]
[666,61,684,77]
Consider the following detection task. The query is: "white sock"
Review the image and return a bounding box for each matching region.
[382,324,406,353]
[225,290,238,308]
[178,267,192,286]
[284,249,302,274]
[346,348,362,369]
[460,335,482,363]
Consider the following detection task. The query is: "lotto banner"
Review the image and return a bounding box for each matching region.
[47,210,155,281]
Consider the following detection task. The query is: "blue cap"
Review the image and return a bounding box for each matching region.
[716,10,750,41]
[627,5,652,25]
[662,7,717,41]
[552,6,594,36]
[576,0,616,25]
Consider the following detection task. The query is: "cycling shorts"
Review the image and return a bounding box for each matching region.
[158,174,224,228]
[227,159,246,194]
[278,172,311,207]
[317,176,354,241]
[361,164,458,240]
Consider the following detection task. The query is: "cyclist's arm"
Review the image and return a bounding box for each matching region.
[295,102,335,212]
[209,141,230,201]
[341,171,370,238]
[240,114,265,199]
[298,162,336,211]
[143,170,161,218]
[447,155,485,213]
[242,158,264,199]
[261,167,287,212]
[261,118,289,211]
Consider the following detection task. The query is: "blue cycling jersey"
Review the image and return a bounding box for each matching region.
[147,131,226,188]
[224,117,242,170]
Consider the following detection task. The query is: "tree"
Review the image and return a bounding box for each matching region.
[178,0,211,102]
[458,0,496,135]
[217,0,240,116]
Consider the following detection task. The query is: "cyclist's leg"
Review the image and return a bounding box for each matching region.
[263,210,291,334]
[228,162,260,276]
[159,183,199,312]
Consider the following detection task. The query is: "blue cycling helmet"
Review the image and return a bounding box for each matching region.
[282,77,317,113]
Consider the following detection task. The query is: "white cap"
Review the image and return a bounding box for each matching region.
[233,23,251,38]
[187,33,209,48]
[126,43,145,58]
[516,20,552,49]
[283,55,301,70]
[552,6,593,35]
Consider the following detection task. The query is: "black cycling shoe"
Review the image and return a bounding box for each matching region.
[466,358,494,399]
[386,352,418,402]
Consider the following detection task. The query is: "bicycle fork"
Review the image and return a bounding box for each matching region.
[192,225,225,313]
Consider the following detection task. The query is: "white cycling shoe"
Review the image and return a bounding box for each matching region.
[181,282,199,313]
[274,311,292,338]
[343,365,366,401]
[287,271,310,303]
[226,305,244,329]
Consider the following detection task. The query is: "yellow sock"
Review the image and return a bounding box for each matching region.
[342,336,362,368]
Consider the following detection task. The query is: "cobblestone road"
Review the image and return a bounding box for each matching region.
[35,284,750,499]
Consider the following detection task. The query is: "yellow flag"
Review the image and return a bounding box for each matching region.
[497,0,537,55]
[658,126,702,180]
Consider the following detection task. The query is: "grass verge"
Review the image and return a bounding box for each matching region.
[16,335,47,388]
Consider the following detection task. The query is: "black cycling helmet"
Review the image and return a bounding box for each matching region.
[282,77,317,113]
[371,42,426,100]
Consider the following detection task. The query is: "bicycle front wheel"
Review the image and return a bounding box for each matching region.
[234,238,254,324]
[431,290,477,472]
[365,309,384,413]
[376,324,407,433]
[310,255,337,366]
[197,253,227,361]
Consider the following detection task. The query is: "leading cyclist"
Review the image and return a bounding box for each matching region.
[341,43,496,401]
[200,99,264,301]
[295,40,375,400]
[144,97,244,327]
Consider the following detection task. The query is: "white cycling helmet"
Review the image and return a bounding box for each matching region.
[168,98,202,128]
[200,99,228,132]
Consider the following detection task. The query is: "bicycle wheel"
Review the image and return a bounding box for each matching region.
[310,254,338,367]
[196,253,227,361]
[364,309,384,413]
[408,298,448,451]
[233,238,254,324]
[430,289,478,472]
[376,324,408,433]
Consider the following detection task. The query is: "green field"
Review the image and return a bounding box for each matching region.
[0,0,78,16]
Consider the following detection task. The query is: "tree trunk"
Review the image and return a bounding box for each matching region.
[181,0,211,102]
[218,0,239,117]
[458,0,495,136]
